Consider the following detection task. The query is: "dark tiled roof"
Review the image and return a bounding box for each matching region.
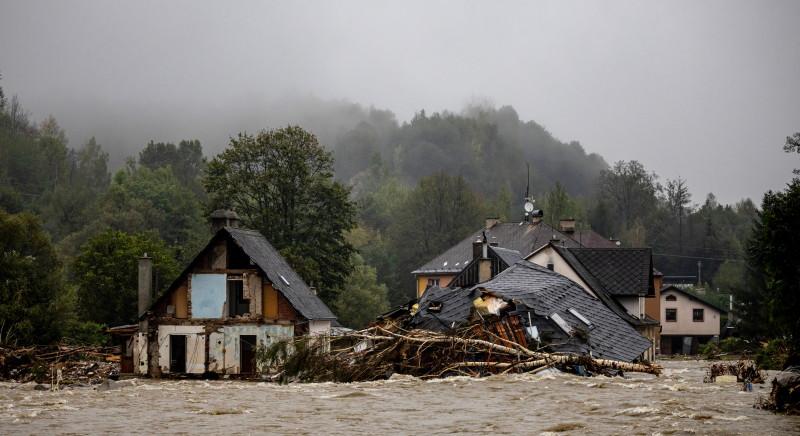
[474,261,652,362]
[226,227,337,320]
[413,222,581,274]
[550,245,649,327]
[661,285,729,314]
[491,247,523,266]
[412,286,477,331]
[566,248,653,296]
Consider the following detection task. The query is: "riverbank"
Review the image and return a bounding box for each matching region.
[1,360,798,434]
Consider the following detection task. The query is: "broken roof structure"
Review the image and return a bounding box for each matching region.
[412,260,653,362]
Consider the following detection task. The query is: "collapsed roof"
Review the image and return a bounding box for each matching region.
[411,261,653,362]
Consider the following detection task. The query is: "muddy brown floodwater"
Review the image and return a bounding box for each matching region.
[1,360,798,435]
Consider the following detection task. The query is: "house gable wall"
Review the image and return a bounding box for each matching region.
[527,247,596,298]
[660,289,721,336]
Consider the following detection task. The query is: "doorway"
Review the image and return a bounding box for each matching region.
[169,335,187,373]
[240,335,257,374]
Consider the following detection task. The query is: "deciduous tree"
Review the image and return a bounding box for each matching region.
[204,126,356,303]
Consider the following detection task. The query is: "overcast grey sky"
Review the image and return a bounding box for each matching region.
[1,0,798,204]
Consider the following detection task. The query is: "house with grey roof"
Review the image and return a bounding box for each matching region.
[411,217,617,298]
[123,210,336,377]
[527,243,660,360]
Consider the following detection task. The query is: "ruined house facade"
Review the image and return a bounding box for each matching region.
[130,211,336,377]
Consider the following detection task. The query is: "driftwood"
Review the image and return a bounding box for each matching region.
[263,320,661,383]
[0,344,119,384]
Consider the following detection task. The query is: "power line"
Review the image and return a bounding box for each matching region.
[652,252,745,263]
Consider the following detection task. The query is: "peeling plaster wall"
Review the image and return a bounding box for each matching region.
[216,325,294,374]
[309,320,331,335]
[157,325,206,374]
[133,332,148,375]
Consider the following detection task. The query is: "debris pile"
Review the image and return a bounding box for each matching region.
[705,360,765,384]
[756,366,800,415]
[263,317,661,383]
[0,344,119,386]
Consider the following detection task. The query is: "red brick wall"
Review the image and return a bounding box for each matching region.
[277,291,298,321]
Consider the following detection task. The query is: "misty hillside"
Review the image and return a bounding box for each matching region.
[331,104,607,201]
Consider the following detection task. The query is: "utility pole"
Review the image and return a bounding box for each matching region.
[697,261,702,287]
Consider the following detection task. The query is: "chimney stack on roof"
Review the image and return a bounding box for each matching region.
[210,209,241,232]
[559,218,576,234]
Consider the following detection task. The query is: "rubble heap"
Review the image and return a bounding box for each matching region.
[757,367,800,415]
[265,317,661,383]
[705,360,765,384]
[0,344,119,385]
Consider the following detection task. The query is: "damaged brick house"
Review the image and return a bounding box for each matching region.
[120,210,336,377]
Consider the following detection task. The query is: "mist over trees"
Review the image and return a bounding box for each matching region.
[0,80,773,342]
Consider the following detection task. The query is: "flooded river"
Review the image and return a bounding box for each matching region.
[1,360,798,435]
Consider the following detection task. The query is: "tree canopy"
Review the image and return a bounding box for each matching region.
[205,126,356,303]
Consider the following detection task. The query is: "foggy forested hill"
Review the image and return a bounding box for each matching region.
[0,81,760,334]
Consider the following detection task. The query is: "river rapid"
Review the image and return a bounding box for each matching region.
[1,360,798,435]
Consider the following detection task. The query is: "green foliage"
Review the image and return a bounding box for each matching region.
[386,173,487,304]
[541,182,586,228]
[74,230,180,326]
[333,254,390,329]
[756,338,791,370]
[0,210,68,345]
[205,126,356,303]
[597,160,660,238]
[40,137,111,241]
[139,139,207,196]
[737,178,800,356]
[100,165,207,258]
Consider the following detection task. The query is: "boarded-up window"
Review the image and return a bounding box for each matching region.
[263,284,278,319]
[174,286,188,318]
[191,274,226,318]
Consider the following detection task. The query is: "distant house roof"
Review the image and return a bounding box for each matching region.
[557,247,654,297]
[661,285,729,314]
[563,229,619,248]
[412,261,652,362]
[148,227,336,321]
[412,222,583,274]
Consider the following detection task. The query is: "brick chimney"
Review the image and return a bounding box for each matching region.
[210,209,241,232]
[138,254,153,317]
[559,218,576,234]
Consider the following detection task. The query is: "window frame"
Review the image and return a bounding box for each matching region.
[665,308,677,322]
[665,294,677,302]
[693,308,704,322]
